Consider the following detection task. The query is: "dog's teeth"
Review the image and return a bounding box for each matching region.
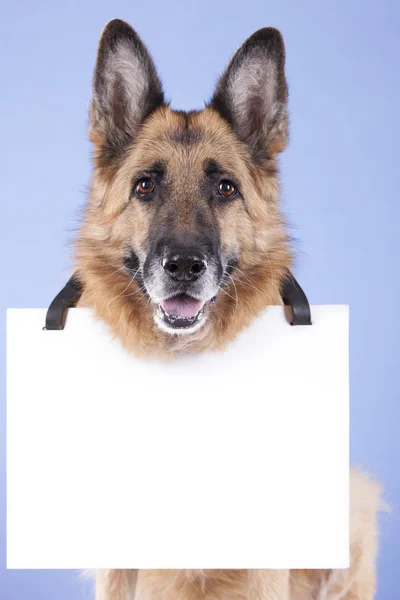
[157,303,204,328]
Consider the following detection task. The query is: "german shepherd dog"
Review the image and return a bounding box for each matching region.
[76,19,382,600]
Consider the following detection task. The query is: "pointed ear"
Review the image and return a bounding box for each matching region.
[89,19,164,167]
[209,28,288,163]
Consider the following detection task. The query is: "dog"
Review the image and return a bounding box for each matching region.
[75,19,382,600]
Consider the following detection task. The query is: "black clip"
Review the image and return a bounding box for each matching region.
[44,275,83,330]
[44,270,312,330]
[281,270,312,326]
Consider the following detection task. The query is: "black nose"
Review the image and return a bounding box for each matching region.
[163,252,208,282]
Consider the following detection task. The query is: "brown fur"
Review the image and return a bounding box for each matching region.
[76,20,383,600]
[75,106,291,356]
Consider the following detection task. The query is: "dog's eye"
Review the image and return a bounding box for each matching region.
[135,177,154,198]
[218,180,237,199]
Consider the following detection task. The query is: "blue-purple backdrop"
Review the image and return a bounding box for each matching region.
[1,1,399,598]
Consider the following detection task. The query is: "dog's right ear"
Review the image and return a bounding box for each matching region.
[89,19,164,169]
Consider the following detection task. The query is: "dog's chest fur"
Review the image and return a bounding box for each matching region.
[135,569,290,600]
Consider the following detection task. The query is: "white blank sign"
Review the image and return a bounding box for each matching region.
[7,305,349,569]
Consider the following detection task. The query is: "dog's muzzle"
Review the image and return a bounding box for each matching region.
[127,242,233,336]
[139,244,221,334]
[154,249,212,333]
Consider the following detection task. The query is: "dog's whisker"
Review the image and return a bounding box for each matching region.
[106,269,140,307]
[93,264,128,282]
[219,284,239,305]
[123,282,147,298]
[230,268,266,296]
[238,264,273,293]
[224,272,239,312]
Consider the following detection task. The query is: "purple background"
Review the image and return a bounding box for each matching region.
[1,1,399,598]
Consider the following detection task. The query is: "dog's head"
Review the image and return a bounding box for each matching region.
[76,20,291,353]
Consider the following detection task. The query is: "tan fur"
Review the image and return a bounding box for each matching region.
[77,21,383,600]
[75,107,290,357]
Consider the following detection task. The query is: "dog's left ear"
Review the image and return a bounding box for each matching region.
[210,28,288,162]
[89,19,165,168]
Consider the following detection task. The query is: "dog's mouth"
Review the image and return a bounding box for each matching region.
[156,293,208,332]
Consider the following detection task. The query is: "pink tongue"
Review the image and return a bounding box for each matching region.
[162,295,204,318]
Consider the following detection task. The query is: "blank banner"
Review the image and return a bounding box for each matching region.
[7,305,349,569]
